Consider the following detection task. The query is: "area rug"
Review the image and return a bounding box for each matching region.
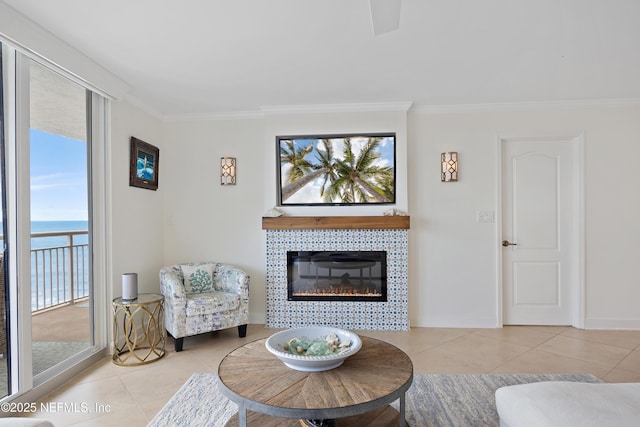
[148,373,602,427]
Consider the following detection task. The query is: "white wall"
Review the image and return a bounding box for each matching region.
[114,102,640,330]
[408,106,640,329]
[110,100,165,297]
[162,118,267,322]
[408,112,499,327]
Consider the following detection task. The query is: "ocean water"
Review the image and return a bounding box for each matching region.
[31,220,89,249]
[0,220,89,247]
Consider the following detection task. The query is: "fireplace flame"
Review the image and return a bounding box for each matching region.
[293,286,383,297]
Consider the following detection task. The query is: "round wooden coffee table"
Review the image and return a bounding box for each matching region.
[218,336,413,426]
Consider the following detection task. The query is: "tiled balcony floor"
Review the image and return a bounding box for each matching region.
[31,302,91,342]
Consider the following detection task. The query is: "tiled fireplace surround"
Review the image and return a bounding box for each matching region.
[263,216,410,330]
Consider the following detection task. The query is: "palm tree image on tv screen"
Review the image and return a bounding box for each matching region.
[278,133,396,206]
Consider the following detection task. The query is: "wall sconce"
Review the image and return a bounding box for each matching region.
[441,152,458,182]
[220,157,236,185]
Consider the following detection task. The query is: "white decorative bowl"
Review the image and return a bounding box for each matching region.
[265,326,362,372]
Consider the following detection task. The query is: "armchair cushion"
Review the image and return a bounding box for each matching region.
[186,291,240,316]
[181,263,215,293]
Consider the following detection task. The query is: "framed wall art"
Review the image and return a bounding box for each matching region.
[129,136,159,190]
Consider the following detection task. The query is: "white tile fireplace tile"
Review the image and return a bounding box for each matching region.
[265,229,409,330]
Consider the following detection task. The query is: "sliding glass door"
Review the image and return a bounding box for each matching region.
[0,42,108,400]
[28,60,93,381]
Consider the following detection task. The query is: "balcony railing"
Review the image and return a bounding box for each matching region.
[0,230,89,313]
[30,230,89,312]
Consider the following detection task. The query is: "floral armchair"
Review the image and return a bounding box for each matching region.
[159,261,249,352]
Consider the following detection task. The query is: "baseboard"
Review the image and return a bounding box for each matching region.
[414,317,499,328]
[584,318,640,330]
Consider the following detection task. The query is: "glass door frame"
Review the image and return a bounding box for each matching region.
[1,43,109,400]
[0,41,11,399]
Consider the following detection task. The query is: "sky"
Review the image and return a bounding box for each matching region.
[30,129,88,221]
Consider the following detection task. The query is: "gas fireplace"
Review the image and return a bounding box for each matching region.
[287,251,387,302]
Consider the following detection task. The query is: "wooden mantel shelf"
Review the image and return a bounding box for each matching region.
[262,216,410,230]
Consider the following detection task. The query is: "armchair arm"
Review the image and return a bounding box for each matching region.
[159,266,187,307]
[215,264,250,297]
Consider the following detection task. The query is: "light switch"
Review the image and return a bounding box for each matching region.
[476,210,495,224]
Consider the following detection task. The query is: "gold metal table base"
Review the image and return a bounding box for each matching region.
[112,293,166,366]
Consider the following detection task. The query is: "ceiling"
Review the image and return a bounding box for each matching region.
[4,0,640,118]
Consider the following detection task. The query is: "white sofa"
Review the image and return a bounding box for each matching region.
[496,381,640,427]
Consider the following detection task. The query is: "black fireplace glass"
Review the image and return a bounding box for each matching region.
[287,251,387,302]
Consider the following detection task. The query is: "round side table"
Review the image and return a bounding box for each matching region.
[112,293,166,366]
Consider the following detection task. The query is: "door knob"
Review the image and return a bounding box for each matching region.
[502,240,518,247]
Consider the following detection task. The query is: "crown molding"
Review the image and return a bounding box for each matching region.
[410,98,640,114]
[260,101,413,115]
[125,98,640,122]
[160,101,414,121]
[163,110,265,122]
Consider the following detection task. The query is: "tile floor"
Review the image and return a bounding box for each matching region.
[24,325,640,426]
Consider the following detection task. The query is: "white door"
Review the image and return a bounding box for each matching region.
[502,137,573,325]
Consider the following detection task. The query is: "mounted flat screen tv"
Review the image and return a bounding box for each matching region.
[277,133,396,206]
